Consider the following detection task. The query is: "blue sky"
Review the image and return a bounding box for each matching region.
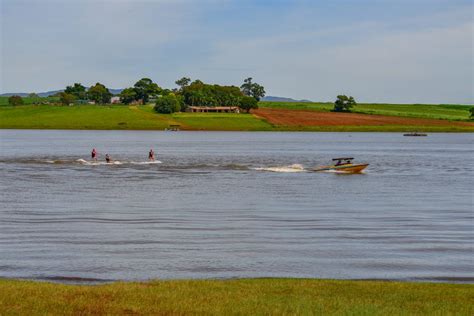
[1,0,473,103]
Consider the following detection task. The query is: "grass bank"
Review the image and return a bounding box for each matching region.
[0,105,172,130]
[0,105,273,131]
[0,278,472,315]
[171,112,274,130]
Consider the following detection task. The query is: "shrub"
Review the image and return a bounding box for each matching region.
[333,95,356,112]
[8,95,24,106]
[59,92,76,105]
[154,94,181,114]
[239,96,258,113]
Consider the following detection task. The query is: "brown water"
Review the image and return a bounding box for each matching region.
[0,130,472,283]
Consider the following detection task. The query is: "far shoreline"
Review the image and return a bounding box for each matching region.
[1,128,473,133]
[1,102,473,132]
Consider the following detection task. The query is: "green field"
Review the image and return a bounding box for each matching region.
[0,96,59,106]
[171,112,274,130]
[0,101,473,132]
[259,101,473,121]
[0,105,272,131]
[0,104,170,130]
[0,278,472,315]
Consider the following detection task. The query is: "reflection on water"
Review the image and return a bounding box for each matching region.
[0,130,473,283]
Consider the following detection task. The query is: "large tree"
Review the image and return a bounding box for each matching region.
[180,80,243,107]
[333,95,356,112]
[87,83,112,104]
[119,88,137,104]
[65,83,87,100]
[175,77,191,90]
[240,77,265,101]
[133,78,161,104]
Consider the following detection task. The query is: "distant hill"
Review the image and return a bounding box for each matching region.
[2,90,308,101]
[109,89,123,95]
[262,96,312,102]
[1,88,126,97]
[0,90,63,97]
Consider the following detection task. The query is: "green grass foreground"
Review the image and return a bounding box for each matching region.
[0,278,472,315]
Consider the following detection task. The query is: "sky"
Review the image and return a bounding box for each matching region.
[1,0,473,103]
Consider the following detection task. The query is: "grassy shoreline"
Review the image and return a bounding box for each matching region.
[1,278,473,315]
[0,103,473,132]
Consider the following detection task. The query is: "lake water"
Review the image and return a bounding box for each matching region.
[0,130,472,283]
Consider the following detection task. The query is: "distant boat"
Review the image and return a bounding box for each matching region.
[312,158,369,173]
[403,132,427,136]
[165,124,180,131]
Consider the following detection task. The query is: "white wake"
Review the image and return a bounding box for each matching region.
[253,164,305,173]
[76,159,123,165]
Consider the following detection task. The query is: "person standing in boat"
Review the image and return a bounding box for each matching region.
[148,149,155,161]
[91,148,98,161]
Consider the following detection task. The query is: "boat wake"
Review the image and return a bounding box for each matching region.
[76,159,162,165]
[130,161,162,165]
[253,164,306,173]
[76,159,123,165]
[2,158,366,174]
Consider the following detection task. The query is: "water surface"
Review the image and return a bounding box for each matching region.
[0,130,472,283]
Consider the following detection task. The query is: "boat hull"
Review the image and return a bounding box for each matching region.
[313,163,369,173]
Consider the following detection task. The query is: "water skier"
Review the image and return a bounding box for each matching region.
[148,149,155,161]
[91,148,98,161]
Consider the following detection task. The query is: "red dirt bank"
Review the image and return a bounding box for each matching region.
[253,108,474,127]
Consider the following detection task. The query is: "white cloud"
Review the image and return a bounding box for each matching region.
[206,11,473,103]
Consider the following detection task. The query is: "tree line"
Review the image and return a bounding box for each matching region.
[122,77,266,113]
[4,87,360,116]
[7,77,266,114]
[58,82,113,105]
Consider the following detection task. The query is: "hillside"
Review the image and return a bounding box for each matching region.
[0,89,124,97]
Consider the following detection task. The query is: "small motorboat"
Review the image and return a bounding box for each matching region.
[313,157,369,173]
[403,132,427,136]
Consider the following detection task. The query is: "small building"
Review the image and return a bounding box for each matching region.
[130,99,143,105]
[187,106,240,113]
[111,96,121,104]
